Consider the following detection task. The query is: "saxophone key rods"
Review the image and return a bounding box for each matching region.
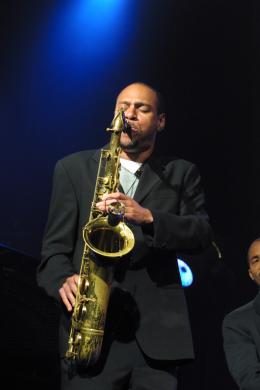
[65,109,135,367]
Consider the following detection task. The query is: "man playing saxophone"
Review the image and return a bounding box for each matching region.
[37,82,212,390]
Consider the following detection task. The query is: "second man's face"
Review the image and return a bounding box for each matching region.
[248,240,260,285]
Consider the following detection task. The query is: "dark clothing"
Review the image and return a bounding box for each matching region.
[61,339,178,390]
[222,291,260,390]
[37,148,211,387]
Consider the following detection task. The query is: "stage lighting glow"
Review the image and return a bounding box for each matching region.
[177,259,193,287]
[47,0,132,64]
[23,0,134,130]
[27,0,133,89]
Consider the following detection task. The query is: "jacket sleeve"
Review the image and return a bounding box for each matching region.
[142,163,212,253]
[222,314,260,390]
[37,160,79,301]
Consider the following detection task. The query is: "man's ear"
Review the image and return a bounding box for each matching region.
[157,113,166,133]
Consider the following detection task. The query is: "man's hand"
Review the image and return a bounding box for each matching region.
[96,192,153,225]
[59,274,79,312]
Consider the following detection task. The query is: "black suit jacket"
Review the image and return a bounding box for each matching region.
[222,291,260,389]
[37,148,211,362]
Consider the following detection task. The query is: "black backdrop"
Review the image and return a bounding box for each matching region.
[1,1,259,389]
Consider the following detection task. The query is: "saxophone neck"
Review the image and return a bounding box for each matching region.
[106,109,129,134]
[105,109,123,155]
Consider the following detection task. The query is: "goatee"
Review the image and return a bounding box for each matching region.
[120,139,140,153]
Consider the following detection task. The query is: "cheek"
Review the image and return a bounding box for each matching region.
[141,118,159,133]
[251,266,260,278]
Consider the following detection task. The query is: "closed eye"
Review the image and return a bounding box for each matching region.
[139,106,151,113]
[251,256,260,264]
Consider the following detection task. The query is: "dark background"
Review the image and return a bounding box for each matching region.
[1,0,259,389]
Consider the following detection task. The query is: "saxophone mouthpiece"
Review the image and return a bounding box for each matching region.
[121,111,131,134]
[123,120,131,134]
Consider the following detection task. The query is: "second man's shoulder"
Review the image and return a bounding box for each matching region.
[223,300,255,327]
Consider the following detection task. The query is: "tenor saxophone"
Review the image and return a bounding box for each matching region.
[65,109,135,367]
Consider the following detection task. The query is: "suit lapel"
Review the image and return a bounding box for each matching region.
[133,157,165,204]
[92,148,169,203]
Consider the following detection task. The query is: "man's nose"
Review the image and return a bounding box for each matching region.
[124,106,137,119]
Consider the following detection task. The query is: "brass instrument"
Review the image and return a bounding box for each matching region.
[65,109,135,367]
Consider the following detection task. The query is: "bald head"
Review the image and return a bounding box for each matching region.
[247,238,260,264]
[117,82,165,115]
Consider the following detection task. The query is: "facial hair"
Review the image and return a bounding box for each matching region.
[120,128,156,154]
[120,137,140,153]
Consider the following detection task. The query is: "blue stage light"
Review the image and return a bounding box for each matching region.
[177,258,193,287]
[21,0,135,138]
[46,0,132,65]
